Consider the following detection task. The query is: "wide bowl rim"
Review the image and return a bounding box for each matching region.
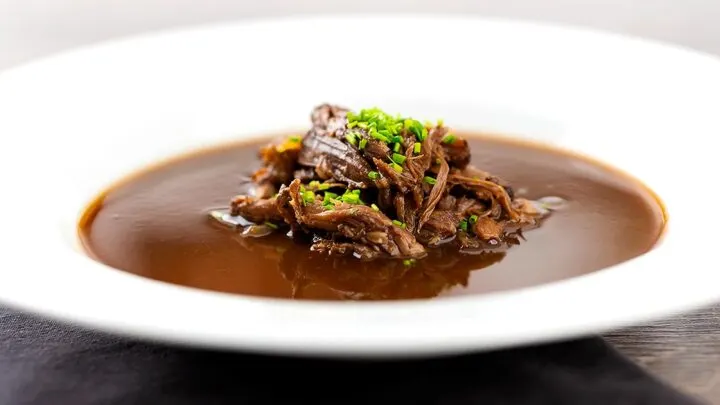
[0,14,719,357]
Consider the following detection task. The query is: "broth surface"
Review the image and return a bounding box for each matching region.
[79,134,665,301]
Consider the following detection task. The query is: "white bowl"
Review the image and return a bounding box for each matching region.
[0,16,719,358]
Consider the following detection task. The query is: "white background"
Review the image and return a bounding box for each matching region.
[1,0,719,70]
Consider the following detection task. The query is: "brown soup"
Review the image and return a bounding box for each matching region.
[78,134,665,301]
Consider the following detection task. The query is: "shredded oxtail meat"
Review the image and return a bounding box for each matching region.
[211,104,552,262]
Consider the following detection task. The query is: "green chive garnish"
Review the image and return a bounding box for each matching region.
[393,142,401,152]
[346,107,437,146]
[346,132,358,146]
[437,118,444,127]
[341,194,360,204]
[370,128,389,143]
[302,190,315,205]
[368,171,379,180]
[392,220,404,228]
[423,176,437,185]
[306,181,330,191]
[404,119,424,141]
[323,191,338,203]
[264,222,278,229]
[359,138,367,149]
[371,203,380,211]
[442,134,457,144]
[391,153,407,165]
[391,162,403,173]
[469,214,478,224]
[459,219,468,232]
[289,136,301,142]
[403,259,416,266]
[340,189,364,205]
[413,143,421,154]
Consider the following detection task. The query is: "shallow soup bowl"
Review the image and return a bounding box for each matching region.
[0,16,719,358]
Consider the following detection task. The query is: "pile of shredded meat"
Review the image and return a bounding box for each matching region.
[212,104,548,262]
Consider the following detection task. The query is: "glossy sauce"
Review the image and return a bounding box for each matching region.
[78,134,665,301]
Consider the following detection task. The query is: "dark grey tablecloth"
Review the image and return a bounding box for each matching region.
[0,306,703,405]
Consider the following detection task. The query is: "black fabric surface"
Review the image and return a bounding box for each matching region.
[0,306,703,405]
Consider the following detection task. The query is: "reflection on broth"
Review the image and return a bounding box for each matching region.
[231,231,505,300]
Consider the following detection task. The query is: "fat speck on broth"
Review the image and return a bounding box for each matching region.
[78,104,665,301]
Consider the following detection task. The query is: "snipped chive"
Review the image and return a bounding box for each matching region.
[393,142,401,152]
[359,138,368,149]
[442,134,457,144]
[322,191,337,210]
[289,136,302,142]
[264,221,279,229]
[391,153,407,165]
[371,203,380,212]
[308,181,330,191]
[348,108,439,147]
[469,214,479,224]
[404,119,424,141]
[390,162,403,173]
[423,176,437,185]
[370,128,389,143]
[341,194,361,204]
[403,258,416,267]
[368,171,380,180]
[413,143,421,154]
[323,191,338,203]
[302,190,315,205]
[459,219,468,232]
[345,132,358,146]
[392,219,406,229]
[341,189,363,205]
